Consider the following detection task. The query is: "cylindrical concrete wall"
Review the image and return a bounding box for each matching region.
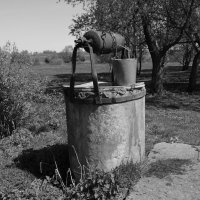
[64,86,145,178]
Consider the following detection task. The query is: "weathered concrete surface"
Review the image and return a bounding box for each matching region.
[127,163,200,200]
[65,96,145,178]
[148,142,200,162]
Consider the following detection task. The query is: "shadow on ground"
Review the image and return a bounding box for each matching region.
[13,144,70,181]
[145,159,192,179]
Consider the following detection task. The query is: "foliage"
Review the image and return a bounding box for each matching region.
[64,169,119,200]
[63,0,200,94]
[0,43,48,138]
[43,156,142,200]
[58,46,86,63]
[69,0,141,54]
[58,52,72,63]
[11,50,32,66]
[168,44,194,68]
[57,45,73,63]
[138,0,198,93]
[43,50,57,54]
[184,6,200,92]
[44,53,63,65]
[32,56,41,66]
[54,144,141,200]
[77,49,86,62]
[27,91,66,134]
[1,62,200,198]
[0,178,66,200]
[96,54,112,64]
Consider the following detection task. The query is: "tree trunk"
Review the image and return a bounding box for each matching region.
[151,54,166,94]
[182,61,190,71]
[182,54,191,71]
[188,51,200,93]
[182,45,193,71]
[141,15,167,95]
[137,47,143,76]
[138,57,142,75]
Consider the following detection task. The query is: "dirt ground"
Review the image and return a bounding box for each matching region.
[128,161,200,200]
[127,143,200,200]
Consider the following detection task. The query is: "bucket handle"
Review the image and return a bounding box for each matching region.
[70,43,102,104]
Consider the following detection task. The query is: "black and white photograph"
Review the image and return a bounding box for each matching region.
[0,0,200,199]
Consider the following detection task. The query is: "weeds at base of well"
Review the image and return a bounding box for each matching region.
[36,146,145,200]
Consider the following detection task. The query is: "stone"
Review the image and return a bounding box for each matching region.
[148,142,200,162]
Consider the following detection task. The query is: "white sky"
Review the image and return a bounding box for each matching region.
[0,0,83,52]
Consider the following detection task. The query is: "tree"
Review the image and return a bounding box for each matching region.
[69,0,142,56]
[137,0,197,94]
[168,43,193,71]
[77,49,86,62]
[58,45,73,63]
[137,44,147,75]
[181,43,193,71]
[62,0,198,94]
[185,7,200,92]
[0,43,47,136]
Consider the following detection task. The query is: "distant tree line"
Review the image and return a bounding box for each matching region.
[31,46,86,65]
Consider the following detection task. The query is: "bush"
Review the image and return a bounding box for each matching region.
[11,50,32,66]
[96,54,112,63]
[32,57,41,66]
[44,156,142,200]
[44,56,51,64]
[44,54,63,65]
[58,51,72,63]
[76,49,86,62]
[50,57,63,65]
[0,43,47,138]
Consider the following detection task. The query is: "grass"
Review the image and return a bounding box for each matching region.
[0,61,200,199]
[36,62,200,151]
[144,65,200,154]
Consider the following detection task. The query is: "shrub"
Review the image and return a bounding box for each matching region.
[76,49,86,62]
[39,145,143,200]
[50,57,63,65]
[32,57,41,66]
[11,50,32,66]
[44,54,63,65]
[0,42,47,138]
[42,155,143,200]
[44,56,51,64]
[58,51,72,63]
[96,54,112,63]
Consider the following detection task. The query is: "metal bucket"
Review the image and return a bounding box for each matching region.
[112,58,137,86]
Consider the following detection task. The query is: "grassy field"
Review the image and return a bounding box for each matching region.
[0,61,200,198]
[31,61,200,153]
[34,62,200,146]
[30,61,200,155]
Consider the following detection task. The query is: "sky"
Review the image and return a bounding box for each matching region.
[0,0,83,52]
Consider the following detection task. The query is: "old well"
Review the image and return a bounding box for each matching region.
[63,30,146,180]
